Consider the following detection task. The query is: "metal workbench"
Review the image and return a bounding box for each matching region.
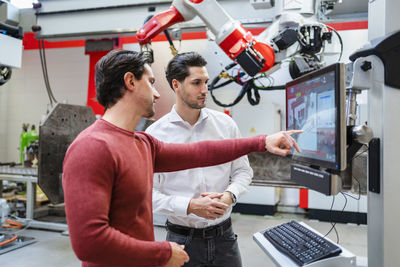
[0,166,67,232]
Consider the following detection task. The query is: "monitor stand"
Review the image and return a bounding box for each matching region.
[291,164,342,196]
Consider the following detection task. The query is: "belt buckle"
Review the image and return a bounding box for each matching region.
[202,228,215,239]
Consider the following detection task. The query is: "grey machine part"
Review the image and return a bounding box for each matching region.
[249,150,367,195]
[38,103,96,204]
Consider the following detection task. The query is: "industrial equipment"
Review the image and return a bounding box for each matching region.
[254,25,400,266]
[137,0,340,107]
[0,0,23,85]
[137,0,275,76]
[38,103,96,204]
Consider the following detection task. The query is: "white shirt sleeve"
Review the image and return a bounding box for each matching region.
[152,173,191,217]
[225,120,253,199]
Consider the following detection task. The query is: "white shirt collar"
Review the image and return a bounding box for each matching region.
[169,105,209,126]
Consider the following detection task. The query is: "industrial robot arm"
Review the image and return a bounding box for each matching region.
[136,0,275,76]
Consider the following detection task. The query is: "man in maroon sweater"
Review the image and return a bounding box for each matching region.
[62,50,301,267]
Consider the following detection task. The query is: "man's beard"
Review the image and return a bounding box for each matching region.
[144,108,155,118]
[143,100,155,118]
[181,92,205,110]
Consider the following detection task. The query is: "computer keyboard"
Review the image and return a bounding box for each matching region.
[263,221,342,266]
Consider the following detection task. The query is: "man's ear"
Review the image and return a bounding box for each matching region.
[172,79,180,92]
[124,72,135,92]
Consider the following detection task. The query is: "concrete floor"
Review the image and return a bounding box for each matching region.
[0,213,367,267]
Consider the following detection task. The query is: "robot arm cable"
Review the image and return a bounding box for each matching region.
[208,63,285,107]
[38,40,57,106]
[325,25,344,61]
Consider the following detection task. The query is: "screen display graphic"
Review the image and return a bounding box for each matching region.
[287,70,337,166]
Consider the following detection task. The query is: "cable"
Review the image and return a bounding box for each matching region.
[38,39,58,106]
[164,29,178,56]
[324,195,336,238]
[336,192,348,243]
[41,40,58,103]
[0,217,31,235]
[246,81,260,105]
[340,147,364,227]
[39,40,52,101]
[2,219,22,229]
[0,234,17,247]
[208,63,246,107]
[208,63,286,107]
[38,40,52,106]
[7,221,31,235]
[324,192,348,244]
[209,76,249,108]
[0,217,27,248]
[342,175,361,201]
[325,25,343,61]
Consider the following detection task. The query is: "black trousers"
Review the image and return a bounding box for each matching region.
[166,222,242,267]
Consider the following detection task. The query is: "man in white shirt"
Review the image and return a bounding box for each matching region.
[146,52,252,267]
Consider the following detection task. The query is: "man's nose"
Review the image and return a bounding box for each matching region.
[201,84,209,95]
[153,88,160,99]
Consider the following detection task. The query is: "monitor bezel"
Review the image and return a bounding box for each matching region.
[286,63,346,171]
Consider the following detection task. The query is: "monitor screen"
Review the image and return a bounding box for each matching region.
[286,63,346,171]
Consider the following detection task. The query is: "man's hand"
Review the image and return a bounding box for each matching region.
[201,191,233,205]
[187,195,229,220]
[265,130,303,156]
[165,242,189,267]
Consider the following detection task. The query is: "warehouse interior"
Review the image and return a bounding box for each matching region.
[0,0,399,266]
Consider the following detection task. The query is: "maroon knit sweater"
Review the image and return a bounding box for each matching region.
[62,119,266,267]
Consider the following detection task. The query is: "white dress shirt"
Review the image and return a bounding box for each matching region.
[145,106,253,228]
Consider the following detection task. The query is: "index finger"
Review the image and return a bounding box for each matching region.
[293,140,301,153]
[287,130,303,135]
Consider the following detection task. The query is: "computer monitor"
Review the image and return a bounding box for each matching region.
[286,63,346,171]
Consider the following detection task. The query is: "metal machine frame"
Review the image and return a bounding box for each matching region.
[254,1,400,265]
[0,170,67,232]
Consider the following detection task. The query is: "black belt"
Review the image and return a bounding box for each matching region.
[166,218,232,239]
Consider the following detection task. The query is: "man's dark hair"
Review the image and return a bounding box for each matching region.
[95,49,150,109]
[165,52,207,90]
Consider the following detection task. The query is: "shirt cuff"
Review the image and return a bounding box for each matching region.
[226,186,240,201]
[173,196,192,216]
